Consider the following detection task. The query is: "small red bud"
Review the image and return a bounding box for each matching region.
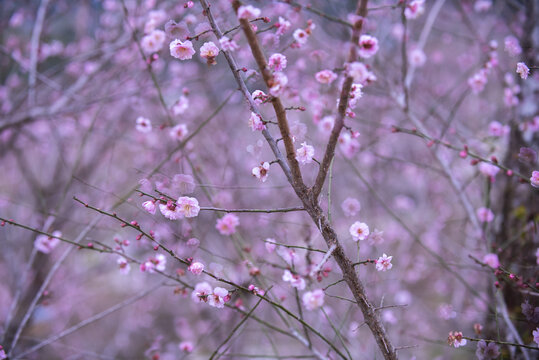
[470,159,479,165]
[506,170,513,176]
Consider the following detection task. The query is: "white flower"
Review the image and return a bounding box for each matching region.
[349,221,369,241]
[375,254,393,272]
[302,289,325,310]
[295,142,315,165]
[136,117,152,133]
[252,162,270,182]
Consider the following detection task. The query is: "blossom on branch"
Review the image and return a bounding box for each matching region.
[169,39,195,60]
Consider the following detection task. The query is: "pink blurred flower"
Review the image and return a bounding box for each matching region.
[188,261,204,275]
[179,341,194,353]
[318,116,335,135]
[409,48,426,67]
[265,238,276,253]
[248,112,266,131]
[504,36,522,57]
[142,200,156,215]
[368,229,385,245]
[219,36,239,52]
[478,162,500,178]
[276,17,291,36]
[295,142,315,165]
[315,70,337,84]
[216,214,240,235]
[136,116,152,133]
[447,331,467,348]
[173,174,196,194]
[533,328,539,346]
[468,70,488,94]
[142,253,166,273]
[347,62,376,84]
[282,270,306,290]
[192,282,212,303]
[477,207,494,223]
[172,95,189,115]
[268,53,287,71]
[349,221,369,241]
[302,289,325,310]
[208,287,229,308]
[169,124,188,141]
[117,257,131,275]
[293,29,309,45]
[375,253,393,272]
[404,0,425,19]
[34,231,62,254]
[482,253,499,269]
[269,72,288,96]
[516,62,530,79]
[488,121,509,137]
[237,5,261,20]
[252,162,270,182]
[341,197,361,217]
[141,30,165,53]
[358,35,379,58]
[530,171,539,188]
[169,39,195,60]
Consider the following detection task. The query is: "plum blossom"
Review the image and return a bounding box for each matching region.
[404,0,425,19]
[165,20,189,40]
[516,62,530,79]
[141,30,166,53]
[251,90,268,104]
[504,36,522,57]
[477,207,494,223]
[142,200,156,215]
[172,96,189,115]
[269,72,288,96]
[468,69,488,94]
[347,62,377,84]
[338,132,360,158]
[533,328,539,346]
[117,257,131,275]
[293,29,309,45]
[475,340,500,360]
[295,142,315,165]
[252,162,270,182]
[409,48,426,67]
[173,174,196,194]
[265,238,276,253]
[179,341,194,353]
[237,5,260,20]
[368,229,385,245]
[349,221,369,241]
[348,83,364,109]
[168,123,188,141]
[302,289,325,310]
[482,253,500,269]
[341,197,361,217]
[531,171,539,188]
[34,231,62,254]
[488,121,509,137]
[142,253,166,273]
[474,0,492,13]
[315,69,337,84]
[438,304,457,320]
[268,53,287,71]
[478,162,500,178]
[199,42,219,65]
[375,253,393,272]
[135,116,152,133]
[177,196,200,218]
[191,282,212,303]
[358,35,379,58]
[248,112,266,131]
[169,39,195,60]
[282,270,306,290]
[219,36,239,52]
[188,261,204,275]
[276,17,291,36]
[447,331,467,348]
[318,116,335,135]
[216,214,240,235]
[159,200,183,220]
[208,287,229,308]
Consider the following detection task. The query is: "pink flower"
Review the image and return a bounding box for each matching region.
[447,331,467,348]
[169,39,195,60]
[179,341,194,353]
[482,253,500,269]
[219,36,239,52]
[409,48,426,67]
[404,0,425,19]
[159,200,183,220]
[474,0,492,12]
[251,90,268,105]
[141,30,166,53]
[142,200,156,215]
[269,72,288,96]
[177,196,200,218]
[488,121,509,137]
[0,345,6,360]
[268,53,287,71]
[208,287,229,308]
[188,261,204,275]
[165,20,189,40]
[358,35,379,58]
[375,253,393,272]
[252,162,270,182]
[315,69,337,84]
[468,70,488,94]
[478,162,500,178]
[117,257,131,275]
[173,174,196,194]
[216,214,240,235]
[349,221,369,241]
[282,270,306,290]
[293,29,309,45]
[142,253,166,273]
[318,116,335,135]
[504,36,522,57]
[516,62,530,79]
[169,123,188,141]
[248,112,266,131]
[341,197,361,217]
[34,231,62,254]
[192,282,212,303]
[348,83,364,109]
[295,142,315,165]
[172,96,189,115]
[338,132,360,158]
[347,62,377,84]
[275,17,291,36]
[530,171,539,188]
[265,238,276,253]
[135,116,152,133]
[199,41,219,65]
[302,289,325,310]
[533,328,539,346]
[477,207,494,223]
[237,5,261,20]
[368,229,385,245]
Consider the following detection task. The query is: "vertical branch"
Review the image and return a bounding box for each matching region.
[311,0,369,199]
[28,0,50,107]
